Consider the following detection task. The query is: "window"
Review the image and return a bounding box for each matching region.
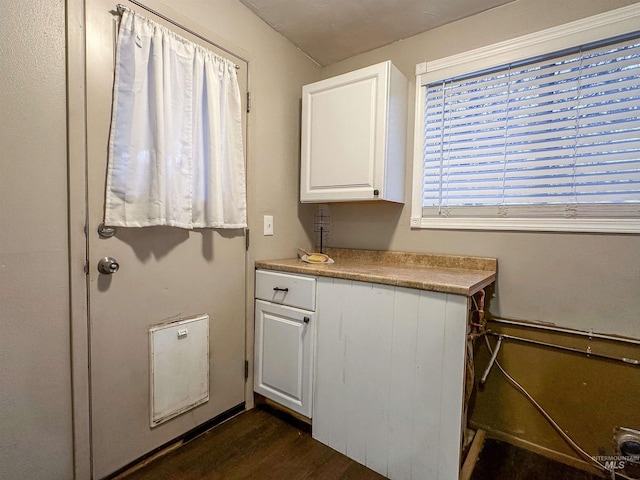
[411,5,640,233]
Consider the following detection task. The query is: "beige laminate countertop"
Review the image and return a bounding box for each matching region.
[255,248,496,296]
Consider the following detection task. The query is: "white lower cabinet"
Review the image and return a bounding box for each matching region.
[254,271,315,418]
[313,277,469,480]
[254,270,470,479]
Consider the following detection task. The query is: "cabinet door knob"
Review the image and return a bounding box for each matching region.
[273,287,289,292]
[303,316,310,324]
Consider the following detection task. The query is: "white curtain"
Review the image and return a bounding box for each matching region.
[105,8,247,229]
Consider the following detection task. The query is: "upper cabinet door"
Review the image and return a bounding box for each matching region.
[300,61,408,203]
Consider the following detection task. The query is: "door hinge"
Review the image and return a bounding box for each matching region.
[244,360,249,380]
[245,228,250,250]
[84,261,89,274]
[246,91,251,113]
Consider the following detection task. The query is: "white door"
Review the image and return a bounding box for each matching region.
[86,2,248,477]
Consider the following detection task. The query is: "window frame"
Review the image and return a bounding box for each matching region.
[410,4,640,233]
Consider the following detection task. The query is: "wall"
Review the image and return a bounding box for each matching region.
[0,0,74,479]
[318,0,640,470]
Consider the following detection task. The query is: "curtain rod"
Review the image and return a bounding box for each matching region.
[116,2,248,68]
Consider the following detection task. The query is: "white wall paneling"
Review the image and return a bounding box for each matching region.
[314,277,469,479]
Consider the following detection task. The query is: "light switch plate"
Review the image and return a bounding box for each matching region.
[264,215,274,236]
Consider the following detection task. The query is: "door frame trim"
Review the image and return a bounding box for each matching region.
[67,0,92,478]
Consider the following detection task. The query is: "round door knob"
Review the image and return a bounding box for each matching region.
[98,257,120,274]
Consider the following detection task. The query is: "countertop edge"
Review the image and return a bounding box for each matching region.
[322,247,497,272]
[255,259,496,297]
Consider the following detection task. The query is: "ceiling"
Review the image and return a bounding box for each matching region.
[239,0,518,66]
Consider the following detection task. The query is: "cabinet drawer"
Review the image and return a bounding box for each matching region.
[255,270,316,311]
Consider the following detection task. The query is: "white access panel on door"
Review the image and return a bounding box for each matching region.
[149,314,209,427]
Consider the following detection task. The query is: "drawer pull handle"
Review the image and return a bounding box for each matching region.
[303,317,310,324]
[273,287,289,293]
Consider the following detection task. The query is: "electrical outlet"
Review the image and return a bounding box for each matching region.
[263,215,274,236]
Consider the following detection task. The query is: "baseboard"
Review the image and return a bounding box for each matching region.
[469,421,605,477]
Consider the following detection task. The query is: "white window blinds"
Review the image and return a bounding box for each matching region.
[421,35,640,221]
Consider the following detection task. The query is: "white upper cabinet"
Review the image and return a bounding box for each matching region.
[300,61,408,203]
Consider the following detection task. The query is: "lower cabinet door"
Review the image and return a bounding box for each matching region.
[254,299,314,417]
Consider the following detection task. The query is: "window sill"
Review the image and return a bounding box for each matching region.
[410,217,640,234]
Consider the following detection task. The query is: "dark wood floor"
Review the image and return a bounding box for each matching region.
[120,407,606,480]
[120,406,386,480]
